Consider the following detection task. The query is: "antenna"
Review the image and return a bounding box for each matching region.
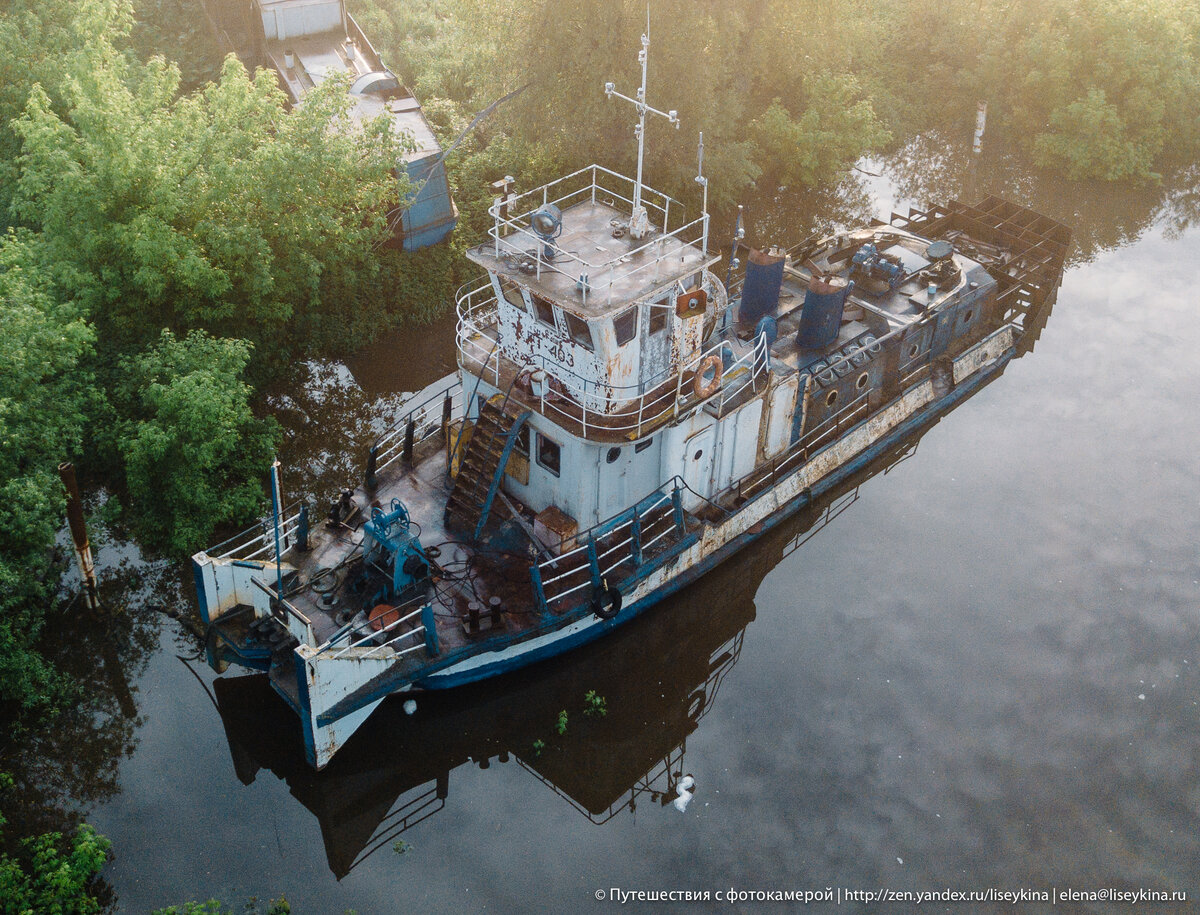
[603,10,679,239]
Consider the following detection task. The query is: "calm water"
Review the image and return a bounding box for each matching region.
[27,141,1200,912]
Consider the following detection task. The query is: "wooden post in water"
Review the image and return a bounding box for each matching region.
[58,462,100,611]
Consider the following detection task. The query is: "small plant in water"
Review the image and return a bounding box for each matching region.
[532,738,545,757]
[555,710,568,735]
[583,689,607,717]
[392,839,413,856]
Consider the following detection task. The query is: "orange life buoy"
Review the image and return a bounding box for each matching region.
[693,354,723,399]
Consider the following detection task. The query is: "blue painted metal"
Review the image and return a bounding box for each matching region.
[192,559,210,624]
[364,501,427,600]
[754,314,779,349]
[586,536,602,590]
[670,485,685,532]
[630,507,643,567]
[798,280,852,348]
[400,156,457,252]
[421,603,440,657]
[740,250,785,323]
[529,562,548,616]
[297,504,310,552]
[473,409,532,540]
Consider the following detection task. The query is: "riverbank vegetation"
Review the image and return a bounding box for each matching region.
[1,0,1199,907]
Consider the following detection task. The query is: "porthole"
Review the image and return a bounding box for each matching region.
[856,372,870,390]
[693,449,704,461]
[826,389,839,408]
[606,446,621,464]
[963,308,974,323]
[907,343,920,359]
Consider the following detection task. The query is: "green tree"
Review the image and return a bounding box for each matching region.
[10,0,409,355]
[113,330,279,555]
[750,76,890,190]
[0,232,95,720]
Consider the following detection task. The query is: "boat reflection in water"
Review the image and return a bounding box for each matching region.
[211,288,1055,880]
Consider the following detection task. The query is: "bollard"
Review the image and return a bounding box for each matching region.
[365,446,378,491]
[297,504,310,552]
[402,418,416,465]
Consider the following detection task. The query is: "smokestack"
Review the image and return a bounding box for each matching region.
[58,462,99,611]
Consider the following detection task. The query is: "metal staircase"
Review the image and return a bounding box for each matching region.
[445,394,530,540]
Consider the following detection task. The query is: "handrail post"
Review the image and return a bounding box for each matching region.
[630,507,643,568]
[586,535,602,590]
[421,603,440,657]
[671,483,685,532]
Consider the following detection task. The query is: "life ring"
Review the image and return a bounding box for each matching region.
[693,354,723,399]
[592,582,622,620]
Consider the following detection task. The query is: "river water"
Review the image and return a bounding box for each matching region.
[23,140,1200,912]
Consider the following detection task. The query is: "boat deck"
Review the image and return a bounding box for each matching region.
[277,434,544,658]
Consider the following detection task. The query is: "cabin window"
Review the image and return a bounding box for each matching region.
[498,276,527,311]
[563,310,594,350]
[613,306,638,346]
[635,438,654,454]
[531,293,557,328]
[648,300,669,335]
[536,433,561,476]
[606,446,621,464]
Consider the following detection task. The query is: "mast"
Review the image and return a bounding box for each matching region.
[603,10,679,239]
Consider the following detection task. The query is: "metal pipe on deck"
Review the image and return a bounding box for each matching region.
[58,462,99,611]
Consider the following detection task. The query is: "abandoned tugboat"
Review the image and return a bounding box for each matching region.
[192,32,1069,769]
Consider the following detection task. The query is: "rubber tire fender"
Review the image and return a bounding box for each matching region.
[592,583,622,620]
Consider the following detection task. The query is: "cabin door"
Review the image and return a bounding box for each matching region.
[681,426,715,510]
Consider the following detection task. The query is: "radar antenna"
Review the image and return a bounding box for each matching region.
[603,10,679,239]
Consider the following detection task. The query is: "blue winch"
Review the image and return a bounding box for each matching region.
[362,499,429,602]
[851,243,904,292]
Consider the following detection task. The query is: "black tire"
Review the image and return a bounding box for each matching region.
[592,584,622,620]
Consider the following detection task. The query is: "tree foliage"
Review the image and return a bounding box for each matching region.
[0,775,110,915]
[0,233,94,719]
[113,330,279,555]
[11,0,409,354]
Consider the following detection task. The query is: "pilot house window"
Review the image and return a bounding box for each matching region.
[648,300,669,335]
[536,433,561,476]
[531,293,557,328]
[498,276,527,311]
[613,306,638,346]
[562,311,594,350]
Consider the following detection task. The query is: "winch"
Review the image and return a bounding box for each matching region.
[362,499,429,603]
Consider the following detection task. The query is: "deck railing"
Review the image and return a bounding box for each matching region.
[456,283,771,440]
[207,499,307,563]
[725,388,872,506]
[369,378,464,477]
[313,593,437,661]
[488,164,709,307]
[530,479,688,614]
